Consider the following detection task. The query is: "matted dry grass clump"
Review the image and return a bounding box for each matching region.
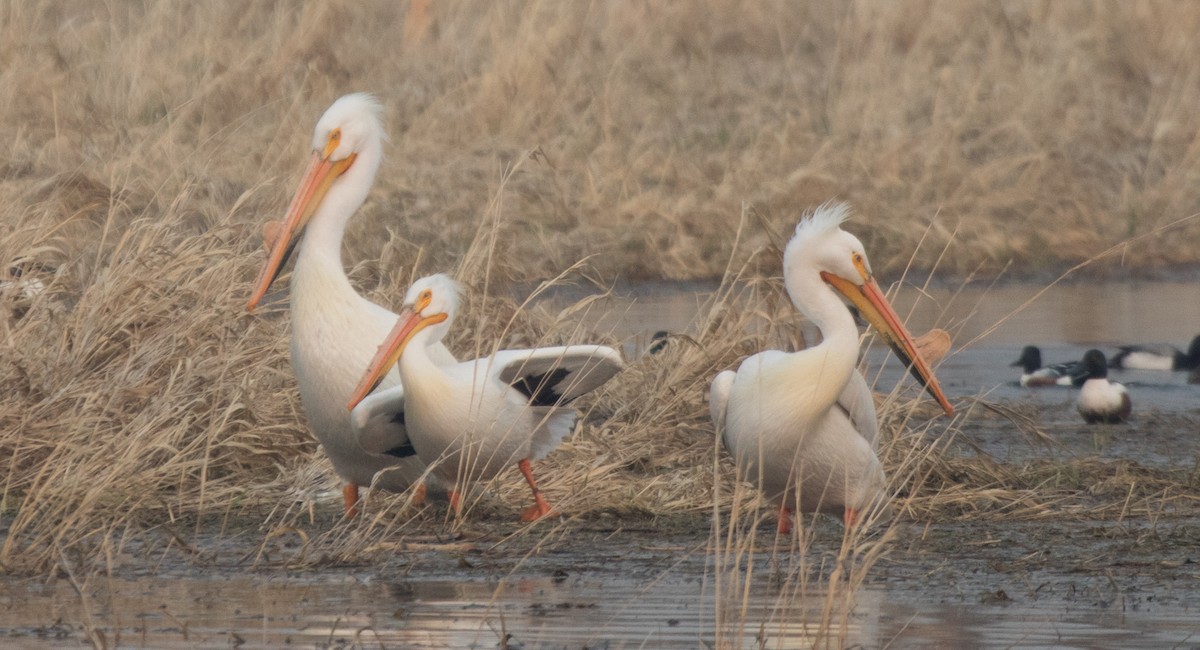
[3,1,1200,579]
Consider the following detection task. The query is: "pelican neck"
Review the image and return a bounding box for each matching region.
[397,323,453,400]
[784,269,861,407]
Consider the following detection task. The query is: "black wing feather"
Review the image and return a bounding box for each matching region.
[510,367,573,407]
[383,440,417,458]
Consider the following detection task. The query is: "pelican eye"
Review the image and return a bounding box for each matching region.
[320,128,344,159]
[417,288,433,308]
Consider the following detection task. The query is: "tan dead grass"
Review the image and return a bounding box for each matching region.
[5,2,1200,284]
[3,1,1200,587]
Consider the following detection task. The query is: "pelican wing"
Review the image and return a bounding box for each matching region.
[709,369,735,446]
[495,345,624,407]
[349,384,416,458]
[837,370,878,446]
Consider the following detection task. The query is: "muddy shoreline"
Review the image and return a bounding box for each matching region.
[4,509,1200,648]
[3,378,1199,647]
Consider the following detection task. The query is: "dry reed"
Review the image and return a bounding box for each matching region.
[3,0,1199,598]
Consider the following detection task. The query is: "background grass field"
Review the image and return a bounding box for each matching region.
[2,0,1199,576]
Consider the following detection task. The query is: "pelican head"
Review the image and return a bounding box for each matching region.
[346,274,460,409]
[247,93,385,311]
[787,202,954,415]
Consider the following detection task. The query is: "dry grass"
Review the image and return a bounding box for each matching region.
[5,1,1200,284]
[3,0,1200,597]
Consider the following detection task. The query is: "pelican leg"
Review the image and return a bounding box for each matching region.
[843,507,859,528]
[343,483,360,518]
[517,458,557,522]
[448,489,463,517]
[411,482,427,507]
[777,504,793,536]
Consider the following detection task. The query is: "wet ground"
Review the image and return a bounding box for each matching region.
[3,281,1199,648]
[3,513,1199,648]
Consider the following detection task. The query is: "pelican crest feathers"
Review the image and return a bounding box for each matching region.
[792,201,852,241]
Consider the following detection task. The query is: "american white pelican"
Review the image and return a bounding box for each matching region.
[346,273,624,522]
[246,93,455,517]
[709,203,953,534]
[1077,349,1132,424]
[1011,345,1085,388]
[1109,334,1200,371]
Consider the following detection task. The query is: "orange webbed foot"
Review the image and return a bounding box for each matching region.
[516,459,560,522]
[520,497,559,522]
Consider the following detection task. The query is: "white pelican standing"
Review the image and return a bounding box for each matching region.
[247,93,453,516]
[709,203,954,534]
[346,274,624,522]
[1076,349,1132,424]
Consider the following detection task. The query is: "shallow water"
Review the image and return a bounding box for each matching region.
[575,279,1200,352]
[4,524,1200,649]
[3,280,1199,649]
[566,279,1200,416]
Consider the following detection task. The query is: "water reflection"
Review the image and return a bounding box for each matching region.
[4,570,1198,649]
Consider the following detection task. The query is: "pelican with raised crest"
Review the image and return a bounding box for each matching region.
[246,94,453,517]
[709,203,954,535]
[347,274,624,522]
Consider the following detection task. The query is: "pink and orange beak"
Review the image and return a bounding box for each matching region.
[346,295,447,410]
[246,130,356,312]
[821,254,954,416]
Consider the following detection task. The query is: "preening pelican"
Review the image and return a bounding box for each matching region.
[1109,334,1200,371]
[347,274,624,521]
[1011,345,1085,387]
[247,93,455,516]
[1077,349,1131,424]
[709,203,953,534]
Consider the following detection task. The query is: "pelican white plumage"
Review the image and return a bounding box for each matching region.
[709,203,954,534]
[346,274,624,521]
[246,93,454,516]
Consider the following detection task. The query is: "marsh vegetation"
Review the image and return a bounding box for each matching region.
[2,1,1199,647]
